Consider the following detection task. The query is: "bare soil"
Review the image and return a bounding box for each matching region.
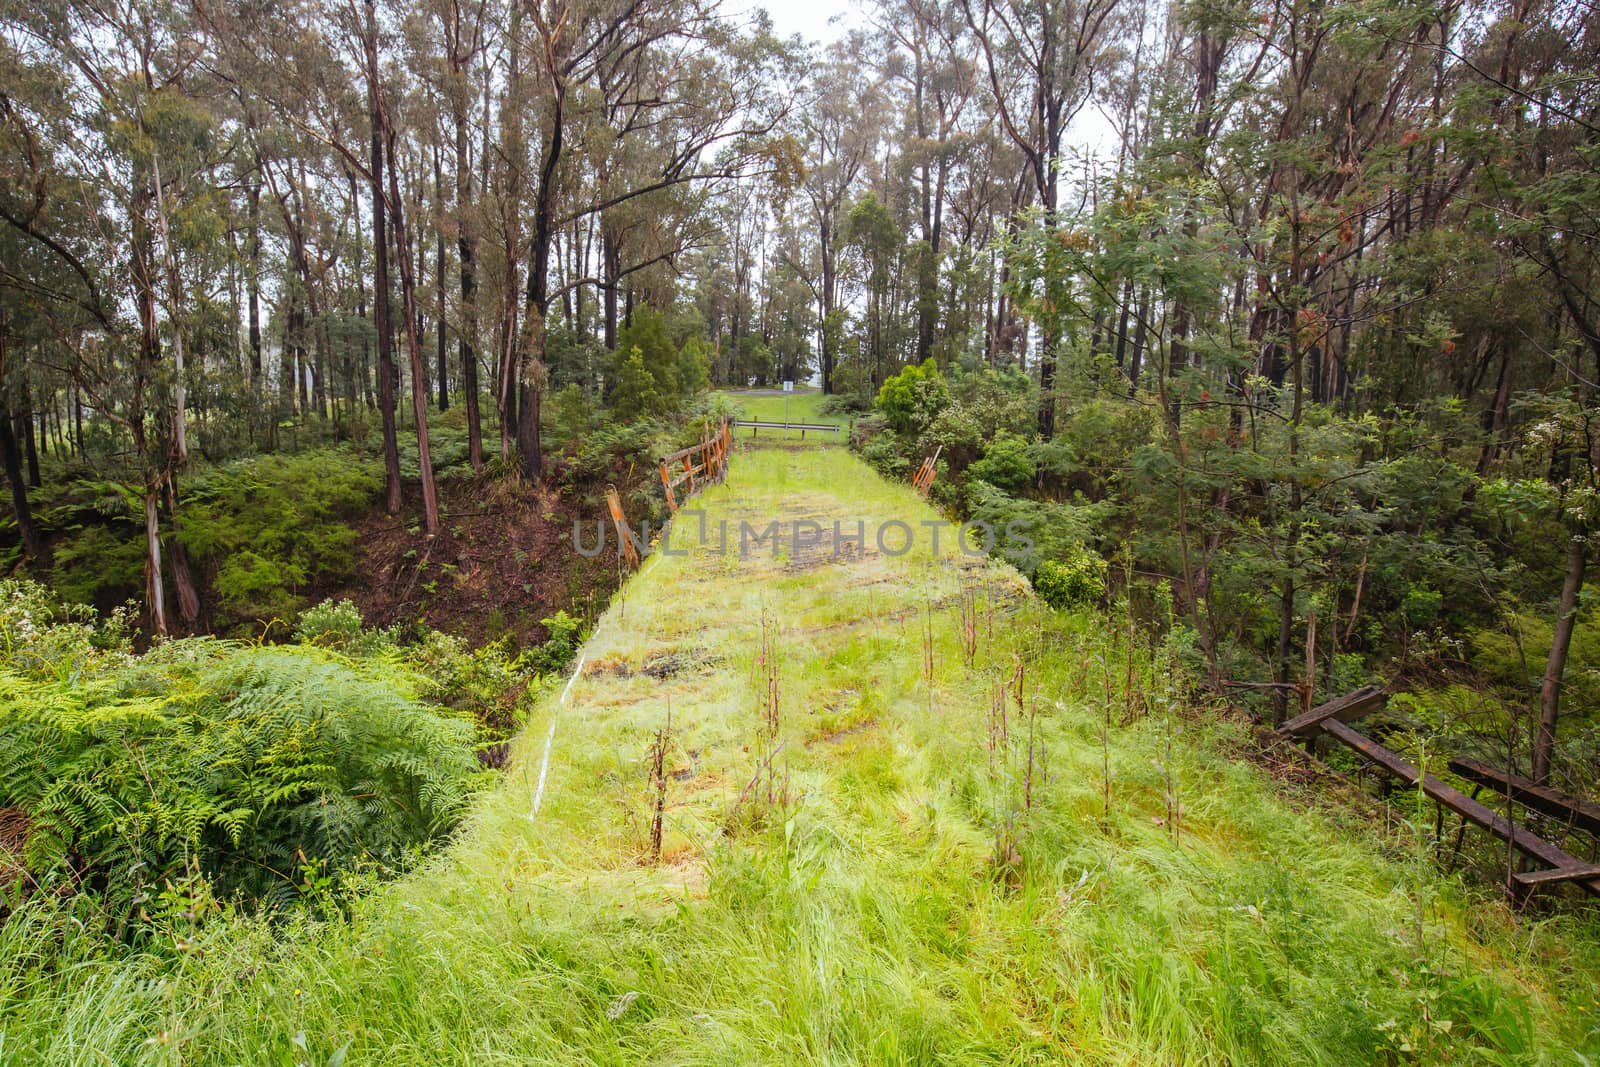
[329,473,624,651]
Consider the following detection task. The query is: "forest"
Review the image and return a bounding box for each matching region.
[2,0,1600,1062]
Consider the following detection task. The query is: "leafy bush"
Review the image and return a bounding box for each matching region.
[43,523,147,609]
[293,598,367,646]
[0,579,133,678]
[964,481,1105,574]
[609,348,666,421]
[548,383,602,450]
[1033,548,1108,609]
[520,610,585,674]
[402,629,527,737]
[921,362,1036,466]
[820,391,873,416]
[563,420,661,485]
[178,449,383,629]
[0,606,485,925]
[967,431,1037,492]
[875,358,949,435]
[676,336,711,396]
[608,306,698,418]
[857,422,910,480]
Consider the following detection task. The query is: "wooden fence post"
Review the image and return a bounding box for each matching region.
[659,460,677,513]
[606,486,640,569]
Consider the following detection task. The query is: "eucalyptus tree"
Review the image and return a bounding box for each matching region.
[503,0,792,476]
[0,0,233,632]
[880,0,977,363]
[961,0,1123,437]
[799,33,885,394]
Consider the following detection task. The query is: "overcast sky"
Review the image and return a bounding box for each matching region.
[746,1,865,44]
[737,0,1123,176]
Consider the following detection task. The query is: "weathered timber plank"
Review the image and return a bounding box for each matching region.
[1513,864,1600,887]
[659,442,704,464]
[1279,684,1388,736]
[1448,757,1600,837]
[1319,719,1600,898]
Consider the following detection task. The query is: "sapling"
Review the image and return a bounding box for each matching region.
[1161,696,1180,843]
[1099,650,1113,820]
[987,674,1009,774]
[648,701,672,865]
[1155,643,1182,844]
[983,576,995,643]
[749,610,785,810]
[959,585,979,668]
[1022,686,1046,813]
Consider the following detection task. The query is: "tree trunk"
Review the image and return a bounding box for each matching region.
[819,215,836,393]
[150,151,188,465]
[365,0,404,515]
[454,96,482,470]
[0,396,41,558]
[1533,534,1586,784]
[435,153,449,413]
[602,227,620,350]
[162,472,201,631]
[385,122,442,534]
[18,381,39,488]
[517,71,563,480]
[142,483,166,637]
[247,179,263,383]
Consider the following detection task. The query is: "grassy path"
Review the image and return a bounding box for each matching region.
[717,389,848,428]
[8,446,1599,1065]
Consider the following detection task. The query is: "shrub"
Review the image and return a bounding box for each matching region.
[965,481,1105,573]
[46,523,147,610]
[293,598,367,646]
[178,449,383,629]
[563,420,660,485]
[609,306,692,416]
[676,336,711,396]
[859,426,910,481]
[609,347,666,421]
[549,383,601,449]
[0,629,485,926]
[404,630,526,737]
[967,431,1037,493]
[0,579,132,678]
[520,610,585,674]
[875,358,949,435]
[1033,548,1108,609]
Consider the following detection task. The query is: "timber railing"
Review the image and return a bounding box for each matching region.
[1280,688,1600,901]
[911,445,942,497]
[658,418,732,514]
[603,420,733,572]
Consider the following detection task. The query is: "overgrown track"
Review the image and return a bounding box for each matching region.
[7,447,1599,1065]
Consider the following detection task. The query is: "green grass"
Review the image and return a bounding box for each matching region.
[719,388,849,430]
[4,446,1599,1065]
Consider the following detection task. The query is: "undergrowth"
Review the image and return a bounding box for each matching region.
[0,584,546,939]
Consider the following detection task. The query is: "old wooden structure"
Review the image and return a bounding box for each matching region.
[1280,688,1600,900]
[604,486,639,569]
[658,419,732,514]
[911,445,941,497]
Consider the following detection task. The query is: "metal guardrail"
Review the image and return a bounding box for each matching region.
[732,419,841,439]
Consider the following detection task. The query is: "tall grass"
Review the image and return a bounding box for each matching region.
[3,446,1598,1065]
